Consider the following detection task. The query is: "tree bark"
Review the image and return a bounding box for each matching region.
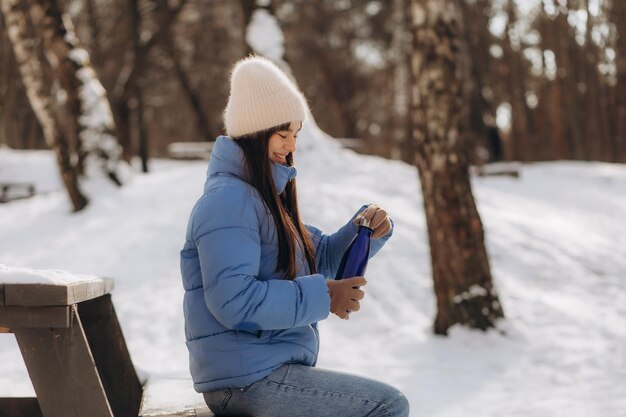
[1,11,46,149]
[409,0,505,335]
[1,0,87,210]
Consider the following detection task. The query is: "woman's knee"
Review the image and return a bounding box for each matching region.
[384,389,410,417]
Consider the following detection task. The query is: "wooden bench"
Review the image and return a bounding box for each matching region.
[0,182,35,203]
[470,162,521,178]
[0,277,142,417]
[0,273,216,417]
[167,142,213,160]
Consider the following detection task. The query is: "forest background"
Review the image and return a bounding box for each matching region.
[2,0,624,166]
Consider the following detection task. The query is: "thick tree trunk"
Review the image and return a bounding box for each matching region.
[409,0,504,335]
[1,0,87,210]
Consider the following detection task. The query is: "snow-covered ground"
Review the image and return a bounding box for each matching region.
[1,126,625,416]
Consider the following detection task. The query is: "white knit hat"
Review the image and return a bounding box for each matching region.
[223,56,308,138]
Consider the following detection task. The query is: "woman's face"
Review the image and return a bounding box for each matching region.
[268,121,301,165]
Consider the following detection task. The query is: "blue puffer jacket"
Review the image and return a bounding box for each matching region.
[180,136,393,393]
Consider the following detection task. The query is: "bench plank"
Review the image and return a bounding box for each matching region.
[3,278,114,306]
[0,306,72,328]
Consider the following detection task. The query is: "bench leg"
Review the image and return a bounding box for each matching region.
[0,397,43,417]
[13,305,114,417]
[79,294,143,417]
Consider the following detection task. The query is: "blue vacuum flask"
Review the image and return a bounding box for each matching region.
[335,217,372,279]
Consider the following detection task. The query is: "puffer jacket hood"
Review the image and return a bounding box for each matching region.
[181,135,393,392]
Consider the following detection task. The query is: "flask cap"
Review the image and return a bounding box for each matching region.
[360,217,371,228]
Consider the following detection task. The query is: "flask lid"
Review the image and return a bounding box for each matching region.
[360,217,371,228]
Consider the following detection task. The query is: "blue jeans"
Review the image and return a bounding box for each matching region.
[203,363,410,417]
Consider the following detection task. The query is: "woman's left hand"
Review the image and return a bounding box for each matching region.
[355,204,392,239]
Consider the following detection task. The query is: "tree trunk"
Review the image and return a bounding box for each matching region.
[113,99,133,161]
[582,0,604,161]
[112,0,188,162]
[1,0,88,210]
[84,0,101,68]
[1,11,46,149]
[29,0,123,184]
[164,35,214,141]
[610,0,626,161]
[391,0,412,162]
[135,88,149,173]
[409,0,505,335]
[239,0,265,56]
[459,0,496,164]
[131,0,148,172]
[503,0,532,161]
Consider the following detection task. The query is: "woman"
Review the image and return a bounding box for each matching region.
[180,56,409,417]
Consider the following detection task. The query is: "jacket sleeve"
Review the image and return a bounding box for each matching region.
[306,205,394,279]
[193,192,330,332]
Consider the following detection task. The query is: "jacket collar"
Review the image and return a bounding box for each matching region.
[206,136,297,194]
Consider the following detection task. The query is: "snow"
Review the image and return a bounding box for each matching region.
[246,9,285,62]
[2,4,625,414]
[139,377,207,416]
[0,263,99,285]
[1,128,625,415]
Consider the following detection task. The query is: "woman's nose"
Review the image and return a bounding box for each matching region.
[285,136,296,152]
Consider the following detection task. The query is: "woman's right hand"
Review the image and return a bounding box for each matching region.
[327,277,367,320]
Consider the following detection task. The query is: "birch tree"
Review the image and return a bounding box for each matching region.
[2,0,123,210]
[36,0,123,183]
[2,0,87,210]
[408,0,505,334]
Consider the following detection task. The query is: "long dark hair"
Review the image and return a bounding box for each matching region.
[234,123,317,279]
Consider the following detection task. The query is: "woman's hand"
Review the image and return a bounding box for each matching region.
[355,204,392,239]
[327,277,366,320]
